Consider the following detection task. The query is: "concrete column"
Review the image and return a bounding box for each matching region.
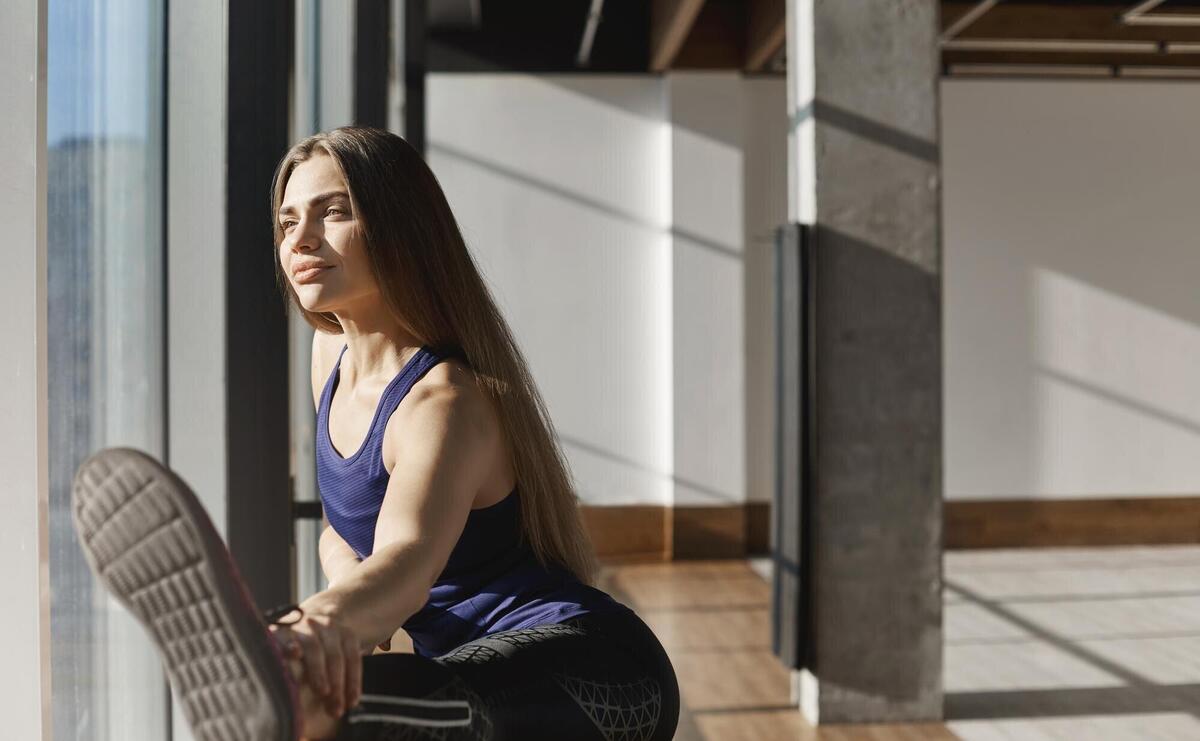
[785,0,943,724]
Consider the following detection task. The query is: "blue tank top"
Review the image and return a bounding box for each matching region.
[315,345,624,657]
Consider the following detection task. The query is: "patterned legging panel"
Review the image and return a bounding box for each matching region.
[332,608,679,741]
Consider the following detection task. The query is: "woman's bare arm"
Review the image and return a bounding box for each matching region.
[299,367,500,649]
[318,520,361,586]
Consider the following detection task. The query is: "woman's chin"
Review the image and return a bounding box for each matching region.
[294,297,336,315]
[293,286,337,314]
[299,301,336,316]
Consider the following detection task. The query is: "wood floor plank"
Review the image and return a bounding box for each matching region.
[601,560,958,740]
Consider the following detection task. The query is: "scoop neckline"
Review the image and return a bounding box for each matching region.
[324,345,430,464]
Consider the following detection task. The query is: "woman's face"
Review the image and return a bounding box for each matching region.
[277,152,380,316]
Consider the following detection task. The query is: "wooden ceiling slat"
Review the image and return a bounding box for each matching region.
[940,3,1200,71]
[650,2,1200,73]
[943,3,983,32]
[651,0,709,71]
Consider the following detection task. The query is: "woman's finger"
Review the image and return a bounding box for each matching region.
[269,625,302,659]
[344,632,362,710]
[295,628,329,697]
[317,621,346,716]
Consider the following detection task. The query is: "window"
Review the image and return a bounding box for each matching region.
[47,1,168,738]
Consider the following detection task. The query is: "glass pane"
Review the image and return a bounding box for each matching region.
[48,0,168,738]
[292,0,325,603]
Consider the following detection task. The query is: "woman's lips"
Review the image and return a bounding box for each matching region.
[293,265,332,284]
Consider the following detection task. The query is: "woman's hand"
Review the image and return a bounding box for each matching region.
[268,607,363,719]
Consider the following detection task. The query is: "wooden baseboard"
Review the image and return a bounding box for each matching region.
[746,501,770,554]
[945,497,1200,549]
[671,505,746,559]
[583,497,1200,558]
[583,502,772,561]
[580,505,668,562]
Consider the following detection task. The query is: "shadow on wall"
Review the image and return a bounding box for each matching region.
[426,73,787,511]
[943,78,1200,502]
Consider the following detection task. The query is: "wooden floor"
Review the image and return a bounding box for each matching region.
[602,546,1200,740]
[599,560,956,741]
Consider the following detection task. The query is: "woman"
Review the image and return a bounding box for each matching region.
[71,127,678,740]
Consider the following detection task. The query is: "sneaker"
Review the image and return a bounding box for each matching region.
[71,447,301,741]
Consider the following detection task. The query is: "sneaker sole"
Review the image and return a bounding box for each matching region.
[71,447,298,741]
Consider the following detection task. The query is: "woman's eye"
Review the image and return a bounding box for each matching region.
[326,207,344,217]
[281,220,297,230]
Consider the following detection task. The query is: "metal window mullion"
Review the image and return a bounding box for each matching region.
[355,0,390,128]
[404,0,426,152]
[224,0,295,612]
[0,0,52,738]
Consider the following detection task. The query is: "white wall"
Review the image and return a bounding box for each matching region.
[429,74,1200,505]
[943,79,1200,500]
[428,73,786,507]
[669,73,746,507]
[744,78,789,504]
[429,74,675,507]
[667,73,788,506]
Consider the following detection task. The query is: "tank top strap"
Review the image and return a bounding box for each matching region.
[373,347,445,429]
[317,344,445,465]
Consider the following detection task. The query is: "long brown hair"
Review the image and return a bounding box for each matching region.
[270,127,597,583]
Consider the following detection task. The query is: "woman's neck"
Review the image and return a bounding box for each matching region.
[333,308,421,385]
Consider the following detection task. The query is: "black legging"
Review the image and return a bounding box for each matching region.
[332,608,679,741]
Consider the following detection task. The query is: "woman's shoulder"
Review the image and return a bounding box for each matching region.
[380,354,505,475]
[402,355,487,418]
[309,329,346,408]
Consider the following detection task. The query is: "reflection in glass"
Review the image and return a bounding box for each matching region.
[48,1,167,738]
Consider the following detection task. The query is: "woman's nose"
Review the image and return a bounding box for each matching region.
[289,220,320,251]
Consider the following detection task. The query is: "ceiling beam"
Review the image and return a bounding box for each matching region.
[941,3,1200,42]
[650,0,707,71]
[939,2,1200,70]
[745,0,785,71]
[943,49,1200,67]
